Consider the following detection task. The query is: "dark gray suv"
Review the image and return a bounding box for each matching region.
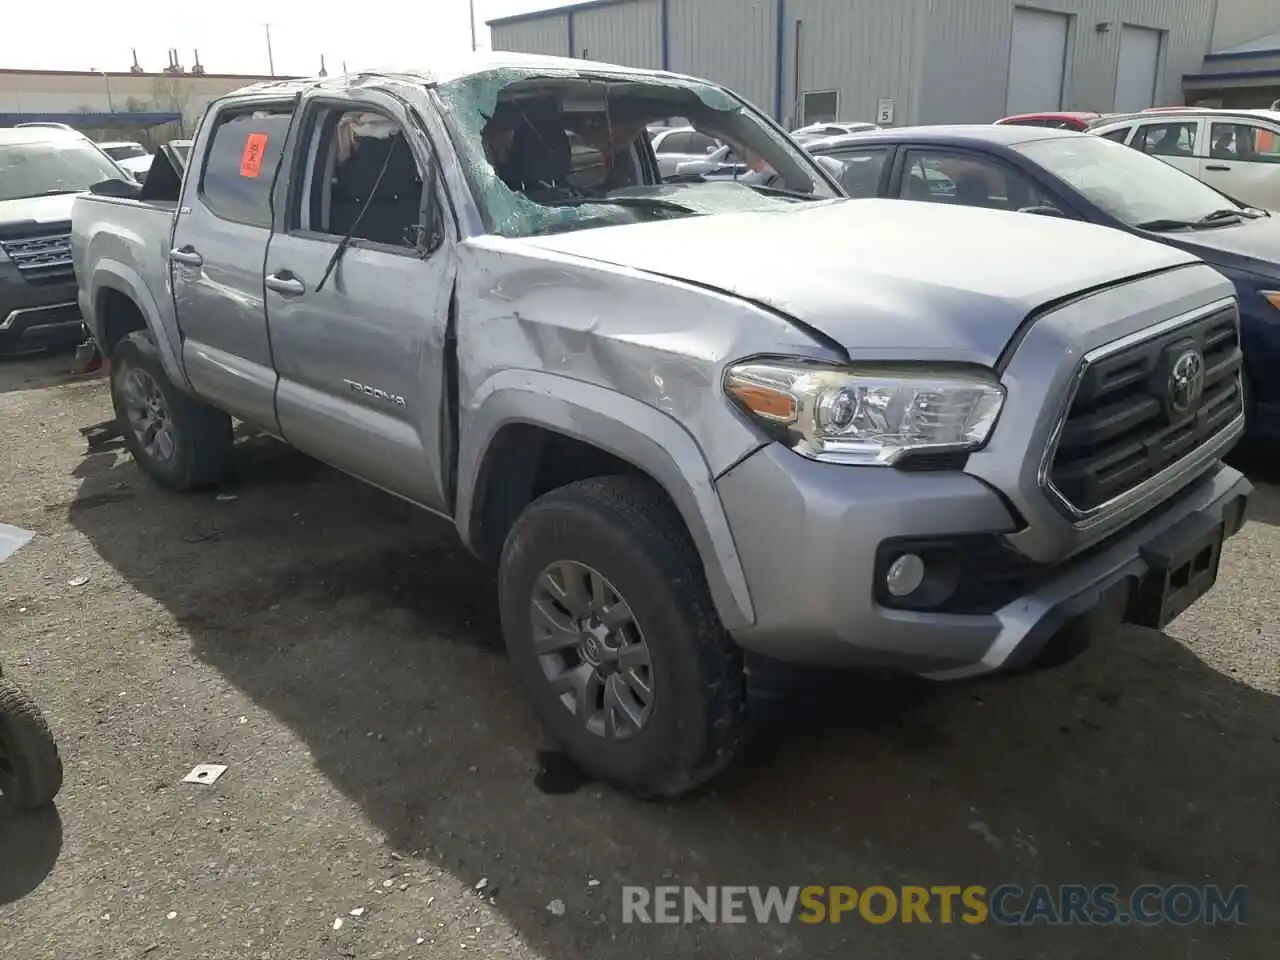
[0,125,129,352]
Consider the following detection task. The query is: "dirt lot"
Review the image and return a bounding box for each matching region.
[1,353,1277,959]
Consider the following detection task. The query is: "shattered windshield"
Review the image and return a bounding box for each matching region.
[435,67,840,238]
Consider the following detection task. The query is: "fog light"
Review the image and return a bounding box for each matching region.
[885,553,926,598]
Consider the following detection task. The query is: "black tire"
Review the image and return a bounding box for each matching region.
[110,331,233,491]
[498,476,750,799]
[0,679,63,812]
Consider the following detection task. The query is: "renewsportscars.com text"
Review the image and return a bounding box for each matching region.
[622,884,1247,926]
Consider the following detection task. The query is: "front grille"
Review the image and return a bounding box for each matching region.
[0,226,74,284]
[1047,304,1243,515]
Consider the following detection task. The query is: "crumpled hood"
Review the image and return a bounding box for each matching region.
[0,193,78,229]
[519,198,1199,364]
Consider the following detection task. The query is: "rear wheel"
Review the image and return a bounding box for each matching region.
[498,476,750,798]
[110,332,233,491]
[0,679,63,812]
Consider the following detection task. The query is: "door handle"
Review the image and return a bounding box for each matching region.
[169,246,203,266]
[1205,164,1232,171]
[265,272,306,296]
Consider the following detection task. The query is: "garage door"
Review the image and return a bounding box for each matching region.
[1114,26,1162,112]
[1006,8,1070,115]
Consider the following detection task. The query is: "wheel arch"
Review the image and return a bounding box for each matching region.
[89,261,190,390]
[457,370,756,632]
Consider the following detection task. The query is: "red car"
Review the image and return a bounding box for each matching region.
[994,111,1101,131]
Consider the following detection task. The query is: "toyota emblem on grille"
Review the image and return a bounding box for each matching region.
[1168,348,1206,416]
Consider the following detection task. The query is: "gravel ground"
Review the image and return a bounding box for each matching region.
[1,352,1277,959]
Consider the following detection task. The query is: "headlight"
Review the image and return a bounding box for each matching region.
[724,360,1005,466]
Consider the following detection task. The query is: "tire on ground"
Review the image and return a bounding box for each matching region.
[498,475,750,798]
[110,331,233,491]
[0,679,64,811]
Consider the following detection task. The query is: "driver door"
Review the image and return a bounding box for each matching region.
[262,87,456,512]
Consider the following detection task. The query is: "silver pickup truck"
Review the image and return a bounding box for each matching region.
[72,54,1252,796]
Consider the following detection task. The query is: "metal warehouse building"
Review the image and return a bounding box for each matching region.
[488,0,1269,127]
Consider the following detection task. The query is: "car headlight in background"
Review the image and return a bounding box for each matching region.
[724,360,1005,466]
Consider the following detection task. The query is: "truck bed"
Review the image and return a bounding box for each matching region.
[70,192,180,366]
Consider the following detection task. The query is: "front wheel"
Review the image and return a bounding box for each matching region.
[110,332,233,491]
[498,476,750,798]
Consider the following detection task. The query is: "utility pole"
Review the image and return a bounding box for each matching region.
[92,68,116,113]
[264,23,276,77]
[469,0,478,51]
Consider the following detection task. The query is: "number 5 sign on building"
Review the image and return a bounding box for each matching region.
[239,133,270,178]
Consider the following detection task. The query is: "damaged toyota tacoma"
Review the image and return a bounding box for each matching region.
[71,54,1252,796]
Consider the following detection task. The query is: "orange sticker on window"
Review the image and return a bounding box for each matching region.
[239,132,269,178]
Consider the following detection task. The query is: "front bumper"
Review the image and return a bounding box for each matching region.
[0,278,84,351]
[717,443,1251,677]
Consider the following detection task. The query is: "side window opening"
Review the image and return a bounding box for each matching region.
[198,105,294,226]
[1209,122,1280,163]
[294,107,427,249]
[1100,126,1131,142]
[1133,122,1197,157]
[828,149,888,198]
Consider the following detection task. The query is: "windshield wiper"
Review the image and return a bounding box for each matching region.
[315,138,399,293]
[1198,208,1246,225]
[747,183,823,201]
[542,196,697,214]
[1135,218,1196,232]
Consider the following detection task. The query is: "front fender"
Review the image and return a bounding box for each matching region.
[457,369,757,631]
[89,260,190,392]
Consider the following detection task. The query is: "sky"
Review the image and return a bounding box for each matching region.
[2,0,569,75]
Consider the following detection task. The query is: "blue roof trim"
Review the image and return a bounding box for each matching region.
[1204,48,1280,63]
[488,0,639,28]
[0,111,182,127]
[1183,68,1280,82]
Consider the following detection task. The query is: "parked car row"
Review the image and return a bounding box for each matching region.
[997,106,1280,211]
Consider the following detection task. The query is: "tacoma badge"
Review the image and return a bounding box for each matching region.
[342,379,407,407]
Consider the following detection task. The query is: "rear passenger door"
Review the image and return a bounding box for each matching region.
[262,87,455,512]
[171,98,296,431]
[1127,118,1204,178]
[1201,119,1280,210]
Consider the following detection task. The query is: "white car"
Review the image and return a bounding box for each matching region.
[97,140,147,162]
[790,121,879,145]
[115,154,153,182]
[1090,109,1280,210]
